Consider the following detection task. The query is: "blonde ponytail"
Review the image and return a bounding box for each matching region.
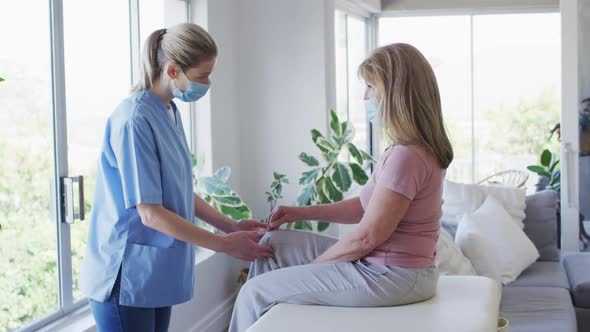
[131,23,217,92]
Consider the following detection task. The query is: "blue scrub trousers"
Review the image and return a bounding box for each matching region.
[89,269,172,332]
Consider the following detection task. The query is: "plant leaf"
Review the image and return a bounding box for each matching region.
[549,159,560,173]
[199,177,232,196]
[540,149,552,167]
[323,177,343,202]
[293,221,313,231]
[331,162,352,192]
[550,169,561,185]
[311,129,325,144]
[297,185,316,206]
[298,152,320,166]
[191,153,198,168]
[528,165,552,179]
[213,195,242,207]
[299,168,321,185]
[315,137,336,153]
[330,110,342,138]
[360,150,376,163]
[317,221,330,232]
[347,143,363,165]
[349,162,369,185]
[341,121,354,144]
[0,77,4,82]
[213,166,231,183]
[316,179,330,203]
[219,204,252,220]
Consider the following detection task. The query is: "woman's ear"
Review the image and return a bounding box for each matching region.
[165,63,178,80]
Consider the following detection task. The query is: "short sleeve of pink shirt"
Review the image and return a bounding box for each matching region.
[377,146,430,200]
[360,145,444,268]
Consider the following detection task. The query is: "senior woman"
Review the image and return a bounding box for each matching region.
[228,43,454,332]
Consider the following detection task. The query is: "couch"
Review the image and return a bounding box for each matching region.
[444,190,579,332]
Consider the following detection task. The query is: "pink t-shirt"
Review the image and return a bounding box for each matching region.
[360,145,444,268]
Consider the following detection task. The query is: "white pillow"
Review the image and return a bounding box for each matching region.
[442,180,526,229]
[455,195,539,285]
[435,227,477,276]
[441,180,485,226]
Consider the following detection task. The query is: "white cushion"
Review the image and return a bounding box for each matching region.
[455,195,540,284]
[441,180,486,226]
[435,227,477,276]
[442,180,526,229]
[247,276,501,332]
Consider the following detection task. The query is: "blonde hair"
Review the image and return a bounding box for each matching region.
[358,43,453,169]
[131,23,217,92]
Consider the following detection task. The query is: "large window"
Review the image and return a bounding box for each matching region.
[0,1,189,331]
[378,13,561,187]
[335,10,370,155]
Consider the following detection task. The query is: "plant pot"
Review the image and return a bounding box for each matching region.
[497,317,509,332]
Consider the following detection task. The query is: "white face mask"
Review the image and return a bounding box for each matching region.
[365,97,382,126]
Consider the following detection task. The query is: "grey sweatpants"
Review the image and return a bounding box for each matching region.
[228,229,438,332]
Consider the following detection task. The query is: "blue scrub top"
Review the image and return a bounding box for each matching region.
[80,90,195,308]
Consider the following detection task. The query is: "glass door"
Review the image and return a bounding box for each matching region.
[0,2,60,331]
[62,0,131,302]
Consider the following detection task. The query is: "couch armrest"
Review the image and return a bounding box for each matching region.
[563,253,590,308]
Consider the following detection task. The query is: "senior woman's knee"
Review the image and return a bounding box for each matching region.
[259,229,291,246]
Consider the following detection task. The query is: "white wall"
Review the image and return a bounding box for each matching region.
[194,0,338,220]
[235,0,335,220]
[194,0,337,221]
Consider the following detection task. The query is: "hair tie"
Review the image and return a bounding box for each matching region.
[158,28,167,41]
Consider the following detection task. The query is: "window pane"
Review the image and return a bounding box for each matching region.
[379,16,472,180]
[63,0,131,302]
[334,10,348,122]
[346,16,369,153]
[472,13,561,187]
[0,2,59,330]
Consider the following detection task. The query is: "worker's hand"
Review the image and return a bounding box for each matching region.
[223,230,273,261]
[230,219,268,233]
[268,206,307,230]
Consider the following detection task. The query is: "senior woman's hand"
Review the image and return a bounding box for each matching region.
[268,205,309,230]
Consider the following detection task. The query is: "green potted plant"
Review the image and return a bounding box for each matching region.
[288,110,374,232]
[527,149,560,193]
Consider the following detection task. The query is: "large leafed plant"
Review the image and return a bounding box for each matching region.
[290,110,374,232]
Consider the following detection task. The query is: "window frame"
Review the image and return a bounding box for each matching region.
[334,4,374,167]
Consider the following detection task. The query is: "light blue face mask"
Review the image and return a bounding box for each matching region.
[365,97,382,126]
[173,70,210,102]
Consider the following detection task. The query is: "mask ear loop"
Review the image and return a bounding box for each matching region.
[171,66,187,92]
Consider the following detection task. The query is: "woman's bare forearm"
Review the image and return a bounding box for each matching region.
[138,203,228,252]
[304,197,364,224]
[194,194,237,233]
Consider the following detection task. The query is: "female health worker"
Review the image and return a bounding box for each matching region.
[79,23,273,332]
